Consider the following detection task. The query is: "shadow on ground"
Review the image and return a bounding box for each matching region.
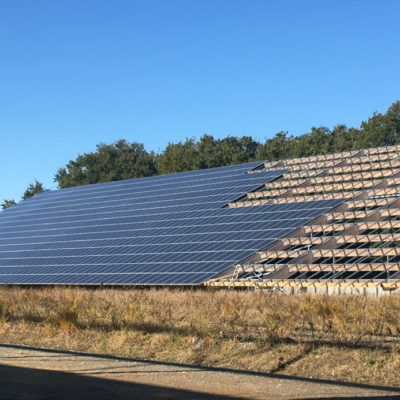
[298,398,400,400]
[1,344,399,400]
[0,363,243,400]
[1,363,400,400]
[2,343,400,393]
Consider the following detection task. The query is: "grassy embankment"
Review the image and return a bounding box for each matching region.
[0,287,399,386]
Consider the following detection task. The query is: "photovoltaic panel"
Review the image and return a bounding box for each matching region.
[0,161,343,285]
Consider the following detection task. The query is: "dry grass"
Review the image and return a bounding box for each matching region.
[0,287,400,387]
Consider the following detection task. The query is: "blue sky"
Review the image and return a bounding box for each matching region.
[1,0,399,201]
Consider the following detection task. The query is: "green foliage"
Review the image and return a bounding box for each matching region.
[156,138,197,174]
[257,131,297,160]
[256,100,400,160]
[22,180,45,200]
[54,139,157,188]
[1,199,16,210]
[51,100,400,188]
[357,101,400,148]
[331,125,357,152]
[156,134,260,174]
[2,182,45,208]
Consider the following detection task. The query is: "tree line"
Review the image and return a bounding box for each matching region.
[2,100,400,210]
[1,181,46,210]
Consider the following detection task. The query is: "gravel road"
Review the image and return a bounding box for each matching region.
[0,344,399,400]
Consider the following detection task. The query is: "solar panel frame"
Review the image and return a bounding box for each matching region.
[0,162,344,285]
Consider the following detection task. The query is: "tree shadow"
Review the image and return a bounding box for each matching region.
[297,398,400,400]
[1,343,399,396]
[0,363,245,400]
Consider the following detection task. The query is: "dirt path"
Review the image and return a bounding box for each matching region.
[0,344,399,400]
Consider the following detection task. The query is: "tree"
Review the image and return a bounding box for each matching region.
[300,127,333,155]
[357,101,400,148]
[1,199,16,210]
[54,139,157,188]
[156,138,198,174]
[195,135,220,169]
[50,99,400,188]
[23,180,45,200]
[157,134,261,174]
[258,131,294,160]
[219,136,259,165]
[331,124,356,152]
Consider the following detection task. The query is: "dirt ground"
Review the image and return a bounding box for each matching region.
[0,344,399,400]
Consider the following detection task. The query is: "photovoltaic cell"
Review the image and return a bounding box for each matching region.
[0,162,343,285]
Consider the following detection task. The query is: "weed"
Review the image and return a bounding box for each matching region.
[55,299,79,333]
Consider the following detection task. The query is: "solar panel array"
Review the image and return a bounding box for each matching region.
[0,162,341,285]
